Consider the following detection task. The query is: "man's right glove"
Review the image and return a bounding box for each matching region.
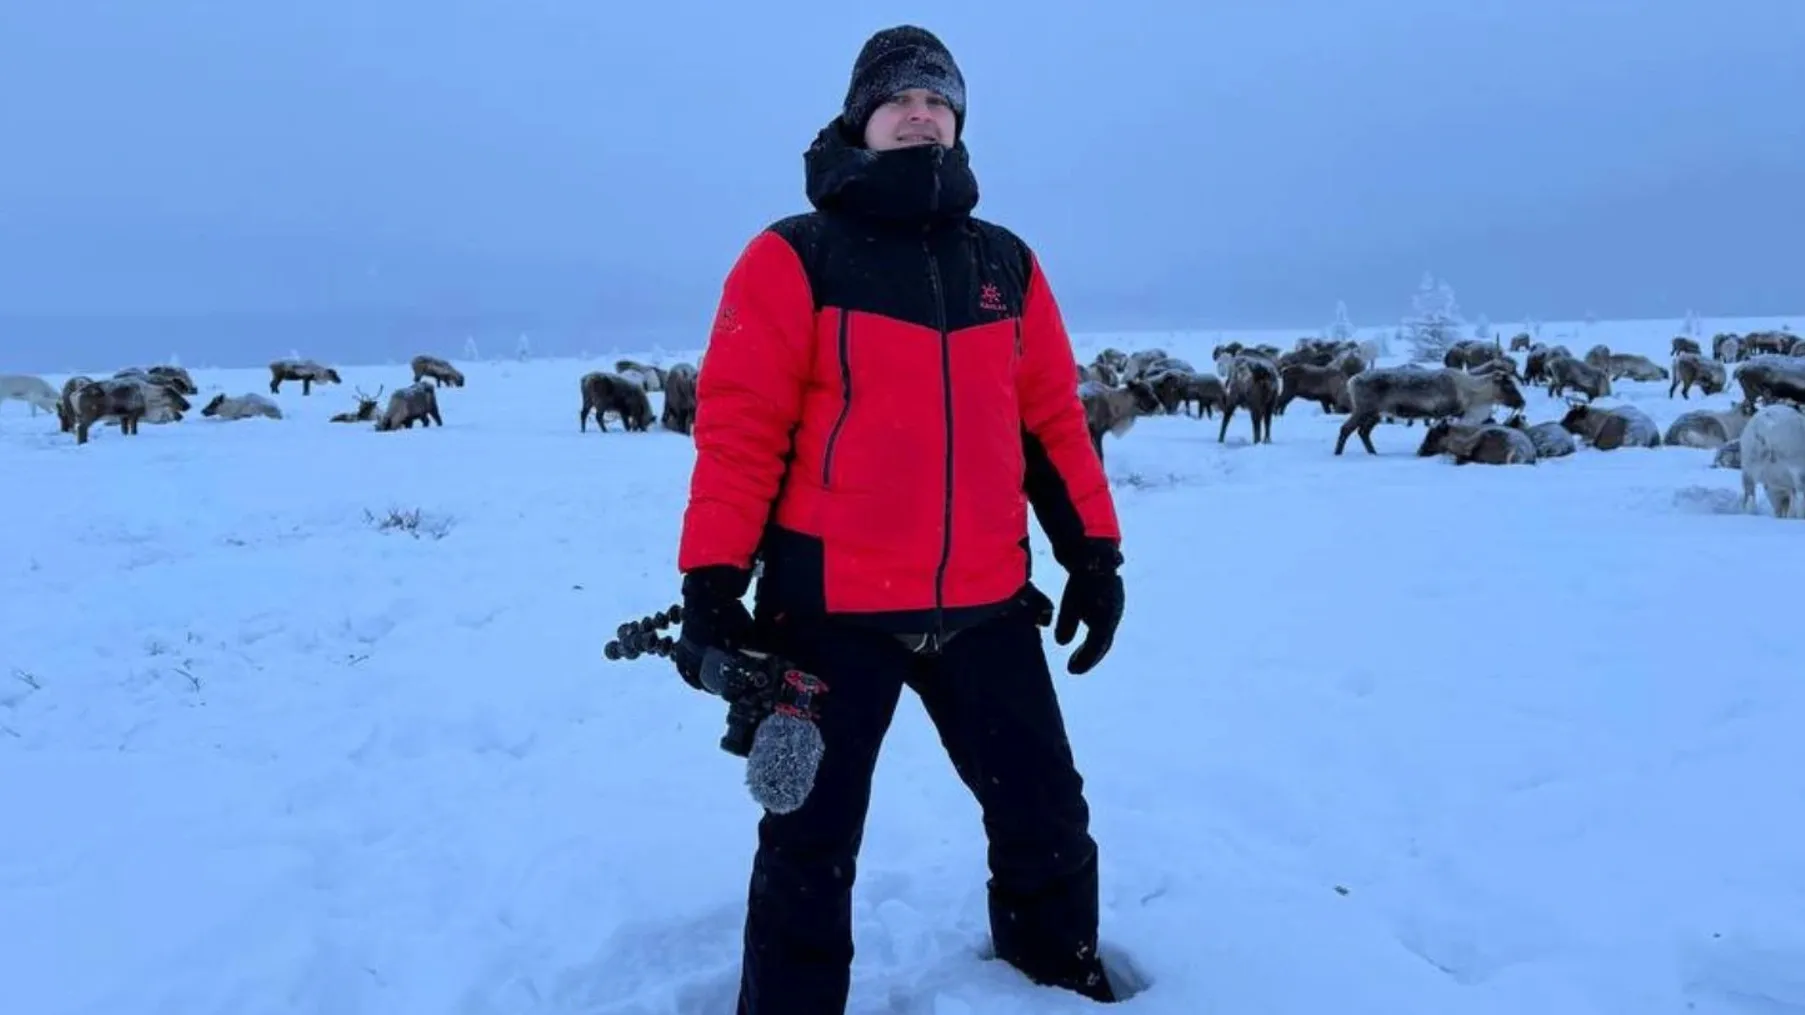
[673,565,755,691]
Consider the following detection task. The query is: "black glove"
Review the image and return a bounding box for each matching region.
[673,565,754,691]
[1052,539,1124,675]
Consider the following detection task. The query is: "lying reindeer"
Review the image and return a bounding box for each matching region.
[373,382,443,431]
[201,392,284,420]
[330,386,382,423]
[1416,419,1538,465]
[410,354,466,388]
[1558,402,1660,451]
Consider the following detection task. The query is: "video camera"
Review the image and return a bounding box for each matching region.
[604,603,829,762]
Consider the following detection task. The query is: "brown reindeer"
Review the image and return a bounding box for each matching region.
[661,362,699,434]
[330,386,383,423]
[55,375,91,433]
[410,355,466,388]
[71,378,148,444]
[1669,352,1728,399]
[1274,362,1351,415]
[1671,336,1702,357]
[1543,352,1612,402]
[1734,355,1805,411]
[1558,402,1661,451]
[1334,366,1525,455]
[1508,332,1534,351]
[1416,419,1539,465]
[373,382,443,431]
[580,371,655,432]
[1218,354,1281,444]
[1079,379,1162,464]
[268,358,342,395]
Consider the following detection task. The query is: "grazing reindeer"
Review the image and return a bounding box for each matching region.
[330,386,383,423]
[410,354,466,387]
[1740,404,1805,517]
[1558,403,1661,450]
[661,362,699,435]
[71,378,148,444]
[1669,352,1728,399]
[1334,366,1525,455]
[1416,419,1538,465]
[1508,332,1534,351]
[0,374,60,416]
[1542,352,1612,402]
[1078,379,1162,464]
[144,364,197,395]
[1218,354,1280,444]
[201,392,284,420]
[580,371,655,432]
[268,358,343,395]
[1671,336,1702,357]
[373,382,443,431]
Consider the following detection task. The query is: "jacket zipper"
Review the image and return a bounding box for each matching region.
[926,241,952,649]
[821,310,852,487]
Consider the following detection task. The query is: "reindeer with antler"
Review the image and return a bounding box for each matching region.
[330,385,383,423]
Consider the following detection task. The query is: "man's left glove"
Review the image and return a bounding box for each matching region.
[673,565,755,691]
[1052,538,1124,675]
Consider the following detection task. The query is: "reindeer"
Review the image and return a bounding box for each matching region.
[1079,379,1162,463]
[144,365,197,395]
[1712,333,1743,363]
[1502,413,1577,458]
[55,376,91,432]
[1147,367,1223,417]
[1466,357,1522,383]
[268,358,342,395]
[1523,343,1570,385]
[330,386,383,423]
[1714,439,1741,469]
[1443,339,1506,370]
[1274,362,1351,415]
[615,360,667,393]
[0,374,60,417]
[1080,360,1119,386]
[580,371,655,432]
[111,370,191,422]
[1734,355,1805,411]
[1558,402,1660,451]
[373,382,443,431]
[1416,419,1538,465]
[201,392,284,420]
[1671,336,1702,357]
[1508,332,1535,352]
[1217,354,1281,444]
[661,362,699,434]
[1740,403,1805,517]
[1333,366,1525,455]
[1663,403,1754,448]
[410,355,466,388]
[1601,352,1668,382]
[1669,352,1728,399]
[1543,352,1612,402]
[1583,344,1614,371]
[1743,331,1793,358]
[70,378,148,444]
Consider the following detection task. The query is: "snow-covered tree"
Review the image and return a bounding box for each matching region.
[463,335,481,360]
[1401,272,1465,362]
[1327,301,1356,343]
[1472,314,1492,341]
[515,333,532,361]
[1682,310,1701,337]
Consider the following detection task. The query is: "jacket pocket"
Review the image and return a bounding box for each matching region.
[821,310,853,487]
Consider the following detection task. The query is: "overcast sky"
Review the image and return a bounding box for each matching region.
[2,0,1801,370]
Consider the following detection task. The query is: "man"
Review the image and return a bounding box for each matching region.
[672,24,1127,1014]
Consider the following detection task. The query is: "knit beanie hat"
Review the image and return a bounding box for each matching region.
[841,26,967,141]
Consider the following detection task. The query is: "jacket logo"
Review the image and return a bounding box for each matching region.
[978,282,1007,313]
[713,304,742,336]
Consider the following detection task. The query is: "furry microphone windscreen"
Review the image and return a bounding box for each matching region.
[744,711,825,815]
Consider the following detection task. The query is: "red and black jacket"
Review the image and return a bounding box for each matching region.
[677,118,1120,637]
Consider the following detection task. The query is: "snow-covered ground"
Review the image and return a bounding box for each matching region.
[4,315,1804,1015]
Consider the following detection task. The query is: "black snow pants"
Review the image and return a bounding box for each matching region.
[735,594,1111,1014]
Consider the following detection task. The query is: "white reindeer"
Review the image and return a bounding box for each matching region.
[0,374,61,417]
[1741,404,1805,518]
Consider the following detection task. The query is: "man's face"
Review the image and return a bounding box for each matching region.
[863,88,956,150]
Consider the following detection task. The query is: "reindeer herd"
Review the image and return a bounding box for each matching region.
[1073,327,1805,518]
[0,351,706,447]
